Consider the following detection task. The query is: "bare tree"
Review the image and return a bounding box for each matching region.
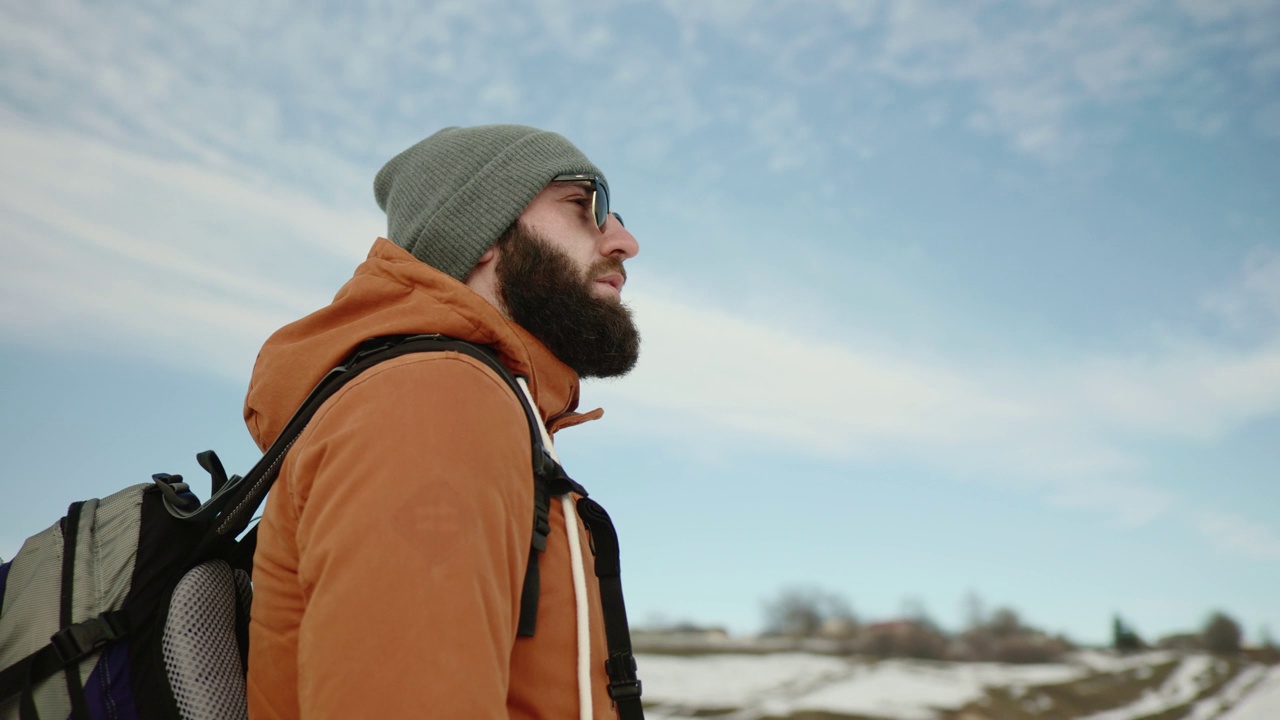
[962,591,987,631]
[957,601,1073,663]
[762,585,857,639]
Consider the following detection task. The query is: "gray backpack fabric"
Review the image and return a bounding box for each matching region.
[0,483,253,720]
[0,487,146,718]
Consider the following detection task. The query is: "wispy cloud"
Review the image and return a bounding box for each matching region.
[3,0,1274,187]
[0,117,382,381]
[4,111,1277,530]
[660,0,1279,162]
[1058,340,1280,443]
[1198,512,1280,562]
[871,1,1226,160]
[599,253,1278,527]
[1203,248,1280,339]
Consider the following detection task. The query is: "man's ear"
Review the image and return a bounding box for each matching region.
[464,244,504,311]
[475,245,498,267]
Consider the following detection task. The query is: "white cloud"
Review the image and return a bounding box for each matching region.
[1046,479,1174,527]
[1254,101,1280,141]
[1059,341,1280,442]
[1203,248,1280,337]
[6,114,1279,530]
[662,0,1278,162]
[3,0,1274,178]
[0,228,282,382]
[0,117,381,382]
[1176,0,1280,26]
[584,247,1280,528]
[875,2,1174,160]
[608,290,1037,455]
[1198,512,1280,562]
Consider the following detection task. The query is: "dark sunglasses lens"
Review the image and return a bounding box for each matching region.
[594,180,609,228]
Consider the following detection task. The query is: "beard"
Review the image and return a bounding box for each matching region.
[494,222,641,379]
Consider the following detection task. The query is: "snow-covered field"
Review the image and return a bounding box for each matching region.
[636,650,1280,720]
[1219,666,1280,720]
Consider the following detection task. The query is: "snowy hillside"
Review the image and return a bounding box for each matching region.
[636,650,1280,720]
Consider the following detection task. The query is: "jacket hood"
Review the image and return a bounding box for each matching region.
[244,237,592,451]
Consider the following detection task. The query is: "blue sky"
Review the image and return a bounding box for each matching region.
[2,0,1277,646]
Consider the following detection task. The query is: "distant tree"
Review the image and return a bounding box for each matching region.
[955,602,1072,663]
[962,591,987,631]
[988,607,1023,638]
[959,594,994,661]
[900,596,931,625]
[1113,614,1145,651]
[1202,611,1243,655]
[819,594,859,640]
[1257,625,1280,664]
[762,585,857,639]
[898,621,949,660]
[857,617,949,660]
[1156,632,1202,651]
[992,633,1074,664]
[853,596,948,660]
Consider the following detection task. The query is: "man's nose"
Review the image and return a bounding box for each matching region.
[601,213,639,259]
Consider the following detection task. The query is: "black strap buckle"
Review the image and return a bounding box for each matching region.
[604,652,643,701]
[608,677,643,701]
[50,612,127,665]
[544,459,586,498]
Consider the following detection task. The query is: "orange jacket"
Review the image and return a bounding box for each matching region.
[245,238,617,719]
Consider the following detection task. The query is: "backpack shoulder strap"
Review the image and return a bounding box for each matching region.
[163,333,567,635]
[575,497,644,718]
[162,335,549,534]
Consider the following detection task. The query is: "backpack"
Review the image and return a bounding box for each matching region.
[0,334,643,720]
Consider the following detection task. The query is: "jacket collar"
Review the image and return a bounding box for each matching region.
[244,238,598,451]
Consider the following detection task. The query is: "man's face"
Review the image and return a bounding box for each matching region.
[516,179,639,301]
[494,182,641,378]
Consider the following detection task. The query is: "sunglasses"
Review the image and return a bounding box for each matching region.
[552,173,624,230]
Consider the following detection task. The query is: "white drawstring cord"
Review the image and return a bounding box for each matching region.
[561,495,592,719]
[516,378,592,720]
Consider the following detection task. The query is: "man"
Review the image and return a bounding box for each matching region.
[243,125,642,718]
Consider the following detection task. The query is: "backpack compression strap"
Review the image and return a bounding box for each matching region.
[0,612,128,718]
[57,502,89,720]
[0,501,128,720]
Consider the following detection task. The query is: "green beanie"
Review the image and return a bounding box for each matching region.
[373,124,606,281]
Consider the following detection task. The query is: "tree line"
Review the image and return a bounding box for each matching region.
[1114,610,1275,658]
[759,586,1275,664]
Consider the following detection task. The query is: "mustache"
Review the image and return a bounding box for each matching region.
[591,257,627,282]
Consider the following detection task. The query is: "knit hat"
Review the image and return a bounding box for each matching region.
[373,124,606,281]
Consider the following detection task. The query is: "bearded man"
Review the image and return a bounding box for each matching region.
[243,125,643,719]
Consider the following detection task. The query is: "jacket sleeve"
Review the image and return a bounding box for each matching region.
[287,353,535,718]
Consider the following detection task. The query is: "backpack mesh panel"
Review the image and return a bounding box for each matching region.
[162,560,248,720]
[233,569,252,617]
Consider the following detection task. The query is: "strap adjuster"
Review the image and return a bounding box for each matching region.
[608,678,643,701]
[604,652,643,701]
[50,612,127,665]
